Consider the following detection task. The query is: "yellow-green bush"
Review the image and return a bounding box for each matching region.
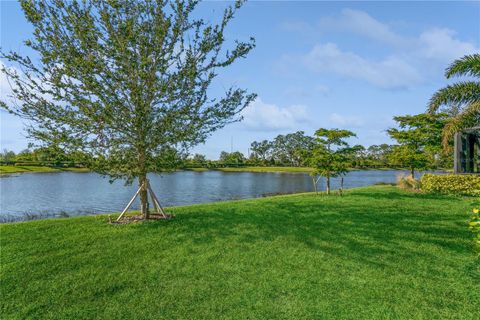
[421,174,480,196]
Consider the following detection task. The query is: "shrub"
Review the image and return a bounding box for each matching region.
[421,174,480,196]
[396,174,421,191]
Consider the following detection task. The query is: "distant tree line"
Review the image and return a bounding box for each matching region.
[0,145,187,170]
[2,113,454,176]
[245,130,393,169]
[183,112,453,174]
[0,146,89,167]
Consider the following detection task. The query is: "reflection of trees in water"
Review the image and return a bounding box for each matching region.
[1,170,430,222]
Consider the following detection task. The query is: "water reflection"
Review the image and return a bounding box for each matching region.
[0,170,425,221]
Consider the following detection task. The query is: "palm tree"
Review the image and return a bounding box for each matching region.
[428,54,480,147]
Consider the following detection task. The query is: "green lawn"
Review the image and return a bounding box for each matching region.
[0,165,89,174]
[1,186,479,319]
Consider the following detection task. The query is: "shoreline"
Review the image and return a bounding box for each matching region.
[1,165,426,176]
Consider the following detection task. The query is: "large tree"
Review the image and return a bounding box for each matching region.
[271,131,314,166]
[190,153,207,167]
[0,0,256,218]
[428,54,480,147]
[219,151,245,166]
[308,128,356,195]
[367,144,394,168]
[250,140,272,163]
[387,113,447,178]
[0,150,17,164]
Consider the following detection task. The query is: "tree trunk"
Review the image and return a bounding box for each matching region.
[139,173,149,219]
[138,149,149,219]
[410,167,415,179]
[340,177,344,196]
[312,176,318,194]
[326,175,331,195]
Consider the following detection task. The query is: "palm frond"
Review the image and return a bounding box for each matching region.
[441,101,480,149]
[428,81,480,113]
[442,118,461,150]
[445,54,480,79]
[457,101,480,130]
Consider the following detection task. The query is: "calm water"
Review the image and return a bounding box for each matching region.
[1,170,419,221]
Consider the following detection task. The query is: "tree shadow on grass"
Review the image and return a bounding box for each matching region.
[132,189,476,279]
[346,188,469,202]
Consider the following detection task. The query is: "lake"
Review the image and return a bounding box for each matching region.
[1,169,420,221]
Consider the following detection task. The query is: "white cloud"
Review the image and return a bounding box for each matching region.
[304,43,422,89]
[417,28,478,62]
[241,98,310,131]
[328,113,364,127]
[317,8,478,59]
[319,9,406,46]
[287,9,479,89]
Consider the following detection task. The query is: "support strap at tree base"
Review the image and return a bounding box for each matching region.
[115,179,173,222]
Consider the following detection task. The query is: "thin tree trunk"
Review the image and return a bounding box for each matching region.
[326,175,331,195]
[139,173,149,219]
[312,176,318,194]
[410,167,415,179]
[138,149,149,219]
[340,177,344,196]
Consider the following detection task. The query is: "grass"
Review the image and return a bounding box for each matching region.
[0,165,410,175]
[0,165,89,174]
[194,166,406,173]
[185,167,210,172]
[215,166,314,173]
[0,165,312,174]
[1,186,479,319]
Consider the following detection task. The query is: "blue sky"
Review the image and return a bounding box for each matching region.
[1,1,479,159]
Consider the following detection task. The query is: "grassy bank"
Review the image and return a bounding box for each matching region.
[215,166,314,173]
[0,165,89,174]
[0,165,410,175]
[1,186,479,319]
[195,166,404,173]
[0,165,320,175]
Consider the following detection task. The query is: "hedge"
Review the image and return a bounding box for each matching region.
[421,174,480,196]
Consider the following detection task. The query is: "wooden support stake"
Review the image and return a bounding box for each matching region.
[117,184,142,221]
[149,187,161,214]
[116,180,169,221]
[147,181,167,218]
[312,175,321,194]
[147,180,164,216]
[311,176,317,194]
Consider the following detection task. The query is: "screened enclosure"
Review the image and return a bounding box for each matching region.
[454,126,480,174]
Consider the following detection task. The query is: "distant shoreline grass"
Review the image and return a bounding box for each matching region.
[214,166,314,173]
[187,166,407,173]
[1,186,478,319]
[213,166,409,173]
[0,165,89,174]
[1,164,444,175]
